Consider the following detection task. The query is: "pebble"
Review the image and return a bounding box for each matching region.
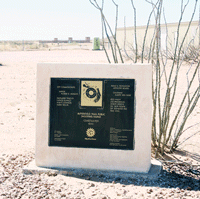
[0,153,200,198]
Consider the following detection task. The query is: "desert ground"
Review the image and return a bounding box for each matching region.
[0,45,199,198]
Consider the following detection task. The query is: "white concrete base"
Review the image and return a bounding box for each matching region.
[36,63,152,173]
[23,159,162,180]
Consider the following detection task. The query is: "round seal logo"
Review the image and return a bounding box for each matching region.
[86,87,97,98]
[86,128,95,137]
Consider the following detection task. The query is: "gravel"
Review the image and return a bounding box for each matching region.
[0,51,199,198]
[0,153,199,198]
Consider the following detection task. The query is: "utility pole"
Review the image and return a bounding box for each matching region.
[22,40,25,51]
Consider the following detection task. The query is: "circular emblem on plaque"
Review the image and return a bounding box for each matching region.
[86,88,97,98]
[86,128,95,137]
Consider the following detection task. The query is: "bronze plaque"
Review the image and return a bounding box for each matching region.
[49,78,135,150]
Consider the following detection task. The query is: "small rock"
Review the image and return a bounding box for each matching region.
[90,183,95,187]
[47,171,57,177]
[10,156,17,161]
[147,188,153,194]
[123,190,127,194]
[61,193,66,197]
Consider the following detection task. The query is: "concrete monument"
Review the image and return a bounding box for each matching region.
[36,63,152,173]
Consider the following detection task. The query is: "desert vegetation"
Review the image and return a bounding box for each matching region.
[89,0,200,156]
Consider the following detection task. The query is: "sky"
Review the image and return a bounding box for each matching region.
[0,0,199,41]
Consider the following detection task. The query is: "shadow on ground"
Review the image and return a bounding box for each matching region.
[59,166,199,191]
[60,148,200,190]
[1,151,199,192]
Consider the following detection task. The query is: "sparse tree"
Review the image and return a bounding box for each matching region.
[89,0,200,156]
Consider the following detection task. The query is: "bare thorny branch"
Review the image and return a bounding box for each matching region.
[112,0,118,61]
[149,0,200,156]
[90,0,200,155]
[130,0,138,62]
[165,0,199,146]
[142,0,160,63]
[89,0,124,63]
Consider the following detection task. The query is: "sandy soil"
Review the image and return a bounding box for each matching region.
[0,49,109,155]
[0,49,199,155]
[0,49,199,198]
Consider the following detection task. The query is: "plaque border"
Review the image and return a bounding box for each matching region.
[49,77,135,150]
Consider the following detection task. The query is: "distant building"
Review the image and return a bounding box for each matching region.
[85,37,90,42]
[39,37,91,44]
[116,21,200,52]
[54,38,58,42]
